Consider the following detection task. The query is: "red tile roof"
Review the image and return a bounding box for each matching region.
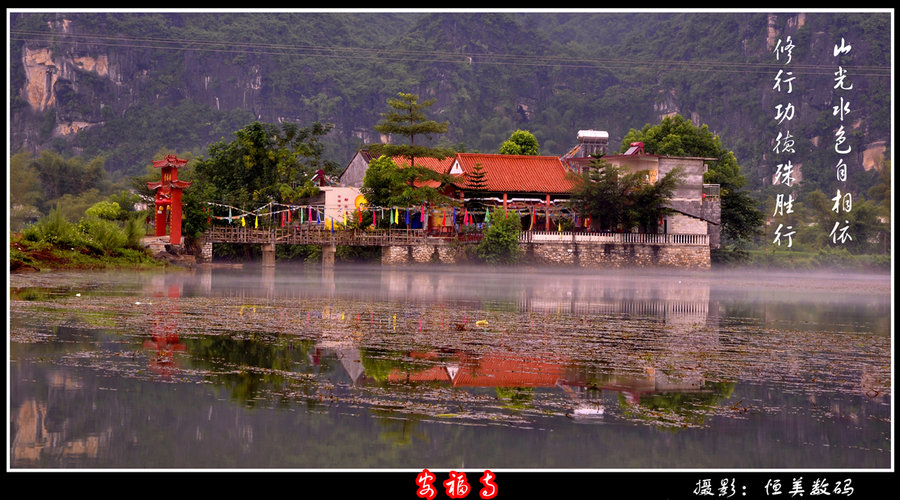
[384,351,568,387]
[451,153,575,194]
[360,150,576,195]
[392,154,455,173]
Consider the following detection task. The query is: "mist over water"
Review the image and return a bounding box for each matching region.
[9,264,892,469]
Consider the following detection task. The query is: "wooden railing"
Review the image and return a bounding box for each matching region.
[206,225,708,247]
[206,226,434,246]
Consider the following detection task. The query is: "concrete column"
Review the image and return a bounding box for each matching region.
[261,242,276,267]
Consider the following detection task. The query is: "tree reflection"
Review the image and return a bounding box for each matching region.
[616,381,737,429]
[185,333,327,408]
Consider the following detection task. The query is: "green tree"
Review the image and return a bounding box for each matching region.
[476,209,522,264]
[866,159,891,216]
[622,115,764,246]
[191,121,336,218]
[362,92,456,211]
[567,159,642,231]
[367,92,453,169]
[463,162,489,215]
[568,158,684,233]
[9,151,43,231]
[84,200,122,221]
[630,166,685,233]
[499,129,539,155]
[361,155,452,210]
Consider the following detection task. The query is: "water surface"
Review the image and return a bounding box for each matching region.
[8,264,892,469]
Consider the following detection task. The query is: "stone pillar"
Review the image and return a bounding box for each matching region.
[262,265,275,298]
[381,245,408,265]
[322,244,336,267]
[200,240,213,262]
[261,242,276,267]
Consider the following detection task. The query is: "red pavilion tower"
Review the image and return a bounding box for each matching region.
[147,154,192,245]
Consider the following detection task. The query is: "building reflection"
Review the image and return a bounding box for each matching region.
[141,275,186,377]
[323,343,723,424]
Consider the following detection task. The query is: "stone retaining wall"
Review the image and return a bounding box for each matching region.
[524,242,710,269]
[381,242,710,269]
[382,245,459,265]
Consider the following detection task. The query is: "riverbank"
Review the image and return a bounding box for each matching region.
[712,246,891,272]
[9,233,167,273]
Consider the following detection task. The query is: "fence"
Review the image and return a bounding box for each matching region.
[520,231,709,246]
[207,226,708,247]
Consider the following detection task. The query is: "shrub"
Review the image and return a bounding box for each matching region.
[22,205,87,248]
[476,209,522,265]
[123,216,146,249]
[85,200,122,220]
[80,216,128,253]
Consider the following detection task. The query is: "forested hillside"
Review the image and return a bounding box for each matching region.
[8,11,892,220]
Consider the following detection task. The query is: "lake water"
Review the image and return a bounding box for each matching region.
[8,264,892,472]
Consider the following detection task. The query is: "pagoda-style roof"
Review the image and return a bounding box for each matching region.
[152,154,189,169]
[147,179,192,191]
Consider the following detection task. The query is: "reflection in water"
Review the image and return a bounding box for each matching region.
[8,265,891,469]
[10,368,113,466]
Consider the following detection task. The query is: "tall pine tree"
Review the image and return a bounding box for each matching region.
[362,93,456,211]
[464,162,489,217]
[367,92,454,170]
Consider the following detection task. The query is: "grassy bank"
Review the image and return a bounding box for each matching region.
[9,202,171,273]
[10,233,165,272]
[712,245,891,272]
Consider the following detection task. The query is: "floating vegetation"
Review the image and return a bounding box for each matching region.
[9,268,892,437]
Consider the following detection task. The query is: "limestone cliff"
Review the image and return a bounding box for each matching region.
[9,11,890,198]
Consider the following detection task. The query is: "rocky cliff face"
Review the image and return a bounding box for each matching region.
[9,11,890,195]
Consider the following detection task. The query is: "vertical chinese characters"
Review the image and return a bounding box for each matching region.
[829,37,853,245]
[772,35,797,248]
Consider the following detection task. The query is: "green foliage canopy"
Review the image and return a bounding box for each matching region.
[361,155,453,209]
[568,159,684,233]
[367,92,454,168]
[499,130,540,155]
[193,121,336,209]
